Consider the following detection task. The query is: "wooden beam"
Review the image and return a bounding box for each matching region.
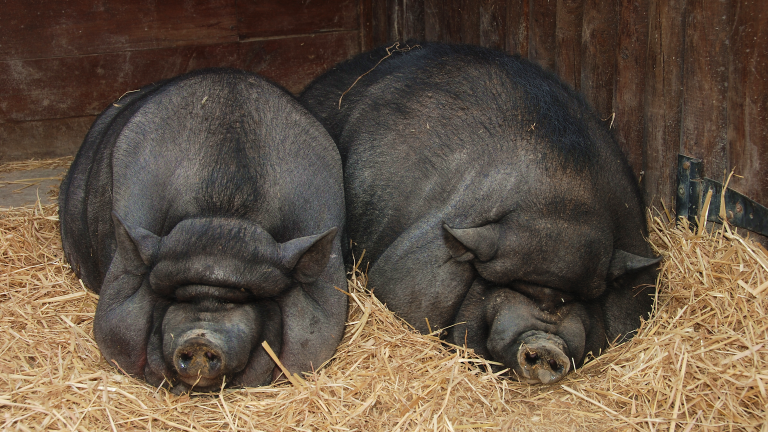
[614,0,649,178]
[0,32,360,124]
[727,0,768,206]
[0,0,237,61]
[643,0,686,208]
[529,0,557,71]
[236,0,359,39]
[555,0,583,90]
[0,117,94,161]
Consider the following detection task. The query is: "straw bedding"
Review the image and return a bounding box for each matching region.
[1,159,766,431]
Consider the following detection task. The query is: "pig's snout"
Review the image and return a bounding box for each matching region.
[514,330,570,384]
[172,332,229,388]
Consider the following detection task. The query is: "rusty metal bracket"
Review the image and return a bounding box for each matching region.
[676,154,768,236]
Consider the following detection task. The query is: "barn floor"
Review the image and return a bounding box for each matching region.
[0,164,67,210]
[1,158,767,431]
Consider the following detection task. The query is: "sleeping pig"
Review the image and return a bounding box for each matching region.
[300,43,660,384]
[59,68,347,393]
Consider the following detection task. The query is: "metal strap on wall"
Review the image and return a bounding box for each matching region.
[676,154,768,236]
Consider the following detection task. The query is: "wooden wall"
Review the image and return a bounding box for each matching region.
[0,0,370,161]
[372,0,768,211]
[2,0,767,212]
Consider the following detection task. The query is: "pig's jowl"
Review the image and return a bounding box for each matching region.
[59,69,348,393]
[300,43,660,384]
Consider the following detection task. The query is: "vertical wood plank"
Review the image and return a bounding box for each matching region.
[236,0,358,39]
[580,0,617,119]
[443,0,464,44]
[727,0,768,205]
[555,0,583,90]
[359,0,376,51]
[479,0,508,50]
[505,0,530,56]
[424,0,444,41]
[426,0,462,43]
[643,0,686,208]
[403,0,426,41]
[680,0,730,183]
[388,0,403,42]
[529,0,557,70]
[370,0,391,46]
[460,0,481,45]
[614,0,649,177]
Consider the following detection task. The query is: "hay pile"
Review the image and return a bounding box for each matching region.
[0,157,73,174]
[1,161,766,431]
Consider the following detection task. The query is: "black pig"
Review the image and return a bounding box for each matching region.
[59,69,347,393]
[300,44,660,384]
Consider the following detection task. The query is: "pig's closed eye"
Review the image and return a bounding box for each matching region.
[510,281,576,310]
[174,285,255,303]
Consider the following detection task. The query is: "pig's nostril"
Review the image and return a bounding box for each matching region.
[179,352,193,363]
[205,351,219,363]
[175,347,222,373]
[548,359,561,371]
[524,351,539,365]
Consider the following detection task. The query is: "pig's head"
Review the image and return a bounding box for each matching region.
[94,212,338,393]
[443,216,660,384]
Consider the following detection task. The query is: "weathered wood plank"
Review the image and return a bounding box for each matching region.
[643,0,686,208]
[359,0,376,51]
[379,0,426,43]
[555,0,583,90]
[0,117,94,162]
[370,0,391,45]
[459,0,481,45]
[505,0,529,56]
[0,0,237,61]
[249,33,360,93]
[580,0,617,120]
[441,0,464,44]
[0,32,360,123]
[403,0,426,41]
[727,0,768,206]
[680,0,730,184]
[386,0,402,42]
[479,0,507,50]
[614,0,649,177]
[237,0,358,39]
[528,0,557,70]
[424,0,444,42]
[427,0,479,44]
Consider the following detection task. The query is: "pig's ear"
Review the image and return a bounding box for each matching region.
[607,249,661,280]
[443,223,500,262]
[279,227,338,284]
[112,211,160,268]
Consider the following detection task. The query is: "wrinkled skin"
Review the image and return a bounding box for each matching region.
[59,69,347,393]
[300,43,660,384]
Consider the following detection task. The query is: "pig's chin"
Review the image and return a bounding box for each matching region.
[176,376,225,391]
[146,365,248,395]
[171,374,230,393]
[142,336,244,394]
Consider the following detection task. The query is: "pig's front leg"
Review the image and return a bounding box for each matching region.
[367,219,476,334]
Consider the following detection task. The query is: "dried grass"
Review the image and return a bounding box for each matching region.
[1,160,766,431]
[0,157,73,174]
